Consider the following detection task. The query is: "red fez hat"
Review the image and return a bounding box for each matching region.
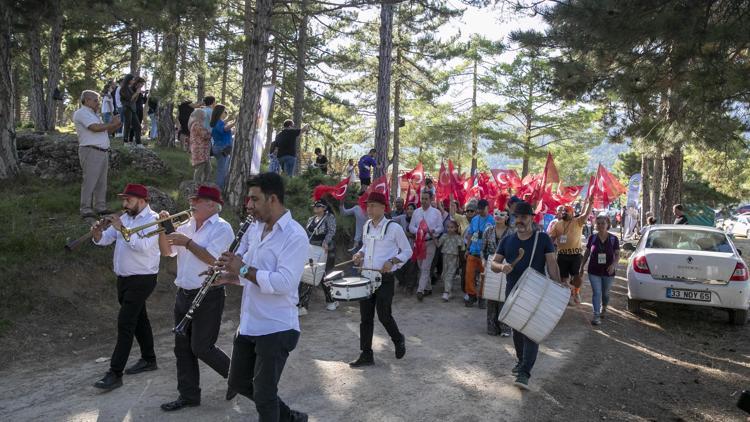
[366,191,387,206]
[117,183,148,199]
[190,185,224,205]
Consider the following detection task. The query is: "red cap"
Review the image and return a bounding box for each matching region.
[366,191,387,206]
[190,185,224,205]
[117,183,148,199]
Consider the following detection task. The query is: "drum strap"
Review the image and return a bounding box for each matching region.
[363,219,392,281]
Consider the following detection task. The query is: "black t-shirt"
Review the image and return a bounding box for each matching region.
[178,101,194,135]
[316,154,328,173]
[274,128,302,157]
[674,215,688,225]
[121,85,136,110]
[147,96,158,114]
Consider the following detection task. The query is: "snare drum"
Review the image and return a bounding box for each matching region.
[301,244,327,286]
[329,275,381,301]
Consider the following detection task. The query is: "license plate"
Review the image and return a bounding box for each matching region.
[666,288,711,302]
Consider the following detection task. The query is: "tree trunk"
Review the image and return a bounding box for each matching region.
[659,147,683,224]
[470,56,478,176]
[130,27,140,75]
[264,45,278,153]
[373,2,394,179]
[12,63,20,123]
[640,154,650,226]
[390,51,402,201]
[226,0,275,210]
[178,34,187,85]
[291,0,308,175]
[27,26,47,131]
[0,6,18,179]
[220,44,229,104]
[155,22,179,148]
[650,153,662,223]
[83,39,95,89]
[45,4,63,132]
[149,33,159,92]
[196,31,206,100]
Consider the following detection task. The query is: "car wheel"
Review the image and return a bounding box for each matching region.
[627,298,642,314]
[729,309,748,325]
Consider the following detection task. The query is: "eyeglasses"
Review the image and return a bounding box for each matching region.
[466,209,476,213]
[495,212,509,218]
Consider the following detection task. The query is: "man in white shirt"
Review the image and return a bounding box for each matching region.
[408,190,444,299]
[348,191,412,368]
[73,90,121,220]
[157,185,235,412]
[214,172,309,421]
[91,183,160,391]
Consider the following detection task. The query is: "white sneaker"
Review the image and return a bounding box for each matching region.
[298,307,307,316]
[326,301,339,311]
[441,292,450,302]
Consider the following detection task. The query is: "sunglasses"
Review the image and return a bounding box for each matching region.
[466,209,476,213]
[495,212,508,218]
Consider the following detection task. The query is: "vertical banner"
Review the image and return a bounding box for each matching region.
[626,173,642,208]
[250,85,275,174]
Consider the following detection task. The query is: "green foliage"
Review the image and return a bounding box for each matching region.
[615,150,641,178]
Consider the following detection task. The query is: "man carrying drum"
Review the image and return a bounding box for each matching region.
[490,201,561,391]
[349,192,412,367]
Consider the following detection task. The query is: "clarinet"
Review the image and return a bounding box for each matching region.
[173,216,254,336]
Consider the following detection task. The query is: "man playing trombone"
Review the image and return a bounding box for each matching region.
[157,185,234,412]
[91,183,160,391]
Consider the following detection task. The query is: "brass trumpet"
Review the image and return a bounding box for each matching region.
[65,211,124,251]
[120,208,193,241]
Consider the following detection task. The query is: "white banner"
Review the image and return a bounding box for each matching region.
[626,173,642,208]
[250,85,275,174]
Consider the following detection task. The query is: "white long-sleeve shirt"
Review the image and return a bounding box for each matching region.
[239,210,308,336]
[170,213,234,289]
[340,203,367,242]
[409,206,444,239]
[94,205,160,276]
[357,218,412,271]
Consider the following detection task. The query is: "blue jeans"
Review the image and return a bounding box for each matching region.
[588,274,614,317]
[148,112,157,139]
[212,144,230,190]
[278,155,296,176]
[102,112,112,124]
[506,279,539,378]
[116,107,123,135]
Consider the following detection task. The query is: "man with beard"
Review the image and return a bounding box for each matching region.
[549,197,594,305]
[214,172,309,421]
[91,183,160,391]
[490,201,561,390]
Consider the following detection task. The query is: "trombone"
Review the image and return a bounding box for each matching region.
[64,208,193,251]
[120,209,193,241]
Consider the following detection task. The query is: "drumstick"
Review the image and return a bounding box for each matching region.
[332,259,355,268]
[508,248,525,270]
[352,267,382,272]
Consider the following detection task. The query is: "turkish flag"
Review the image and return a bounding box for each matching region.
[312,178,349,201]
[436,161,451,202]
[491,169,521,190]
[448,160,466,205]
[542,152,560,184]
[411,219,429,261]
[587,164,626,208]
[558,184,584,203]
[358,175,391,213]
[402,163,425,187]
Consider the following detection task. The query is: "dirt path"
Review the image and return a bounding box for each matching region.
[1,261,747,421]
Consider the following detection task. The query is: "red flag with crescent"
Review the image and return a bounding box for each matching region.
[312,178,349,201]
[436,161,451,201]
[358,175,391,213]
[411,219,429,261]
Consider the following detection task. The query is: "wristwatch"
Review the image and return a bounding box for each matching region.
[239,265,249,278]
[388,258,398,265]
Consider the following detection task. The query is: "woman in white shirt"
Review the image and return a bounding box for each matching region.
[101,82,115,137]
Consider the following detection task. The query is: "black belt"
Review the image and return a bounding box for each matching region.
[179,285,224,295]
[81,145,111,153]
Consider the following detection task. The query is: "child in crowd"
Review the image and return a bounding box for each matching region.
[437,220,465,301]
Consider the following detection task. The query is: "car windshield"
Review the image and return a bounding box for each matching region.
[646,229,733,253]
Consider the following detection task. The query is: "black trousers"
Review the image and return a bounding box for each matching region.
[394,259,417,290]
[173,287,230,402]
[122,107,141,144]
[110,274,157,375]
[228,329,301,422]
[359,273,402,353]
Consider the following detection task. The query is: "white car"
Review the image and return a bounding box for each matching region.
[627,224,749,325]
[729,214,750,238]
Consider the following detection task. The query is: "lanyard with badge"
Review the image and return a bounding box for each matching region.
[596,235,609,265]
[559,221,570,244]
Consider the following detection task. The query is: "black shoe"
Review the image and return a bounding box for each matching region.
[424,290,433,296]
[416,291,424,301]
[93,371,122,391]
[124,359,157,375]
[349,353,374,368]
[394,334,406,359]
[161,397,200,412]
[225,386,237,401]
[290,410,309,422]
